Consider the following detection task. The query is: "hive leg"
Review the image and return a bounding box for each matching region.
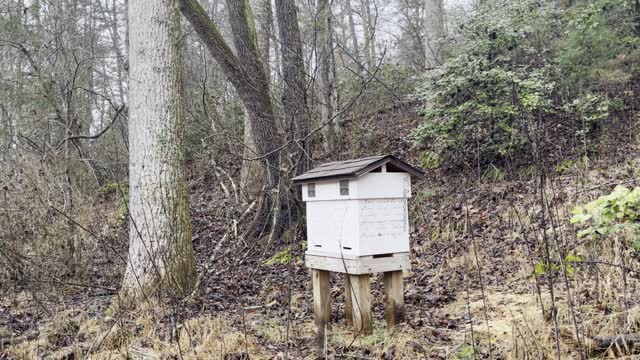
[348,274,372,335]
[312,269,331,352]
[383,270,405,328]
[345,274,353,326]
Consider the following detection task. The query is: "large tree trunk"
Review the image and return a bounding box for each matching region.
[225,0,281,189]
[121,0,196,300]
[274,0,311,174]
[241,0,274,195]
[424,0,445,68]
[344,0,361,68]
[255,0,273,80]
[240,109,261,197]
[180,0,289,240]
[361,0,376,69]
[317,0,338,153]
[180,0,282,189]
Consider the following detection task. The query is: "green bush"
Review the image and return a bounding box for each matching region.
[571,185,640,246]
[558,0,640,88]
[263,247,300,266]
[413,0,639,171]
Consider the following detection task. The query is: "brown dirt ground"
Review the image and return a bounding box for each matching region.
[2,103,640,359]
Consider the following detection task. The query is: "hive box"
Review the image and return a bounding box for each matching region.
[292,155,424,274]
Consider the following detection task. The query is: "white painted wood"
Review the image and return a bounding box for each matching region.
[305,196,410,257]
[305,249,358,259]
[301,173,410,202]
[306,200,360,255]
[354,172,411,199]
[302,179,359,201]
[305,253,410,275]
[358,198,410,256]
[302,165,415,270]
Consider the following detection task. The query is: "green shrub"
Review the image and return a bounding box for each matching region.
[558,0,640,88]
[413,0,559,169]
[264,247,295,266]
[420,151,442,170]
[413,0,639,172]
[571,185,640,245]
[482,164,505,181]
[534,254,582,277]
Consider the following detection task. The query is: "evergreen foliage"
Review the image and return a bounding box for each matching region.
[414,0,640,170]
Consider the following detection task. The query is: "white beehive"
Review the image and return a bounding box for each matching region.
[292,155,424,274]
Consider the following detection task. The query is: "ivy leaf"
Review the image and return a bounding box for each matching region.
[577,228,593,238]
[570,213,592,224]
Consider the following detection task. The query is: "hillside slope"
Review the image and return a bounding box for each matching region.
[4,100,639,359]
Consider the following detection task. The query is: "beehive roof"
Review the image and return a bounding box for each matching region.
[291,155,425,183]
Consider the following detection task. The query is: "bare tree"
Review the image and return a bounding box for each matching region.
[255,0,274,80]
[242,0,274,193]
[180,0,295,239]
[180,0,282,189]
[396,0,427,69]
[121,0,196,299]
[424,0,445,67]
[275,0,312,173]
[317,0,339,152]
[344,0,362,68]
[361,0,377,69]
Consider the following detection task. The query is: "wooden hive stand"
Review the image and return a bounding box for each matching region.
[309,253,408,342]
[291,155,423,353]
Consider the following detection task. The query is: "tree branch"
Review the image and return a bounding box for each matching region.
[67,105,125,141]
[179,0,244,92]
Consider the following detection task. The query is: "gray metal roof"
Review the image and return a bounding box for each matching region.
[291,155,425,183]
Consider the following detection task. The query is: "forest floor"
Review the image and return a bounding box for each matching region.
[2,103,640,359]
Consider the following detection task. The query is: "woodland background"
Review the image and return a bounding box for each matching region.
[1,0,640,358]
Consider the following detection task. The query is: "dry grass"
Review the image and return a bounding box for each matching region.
[4,307,264,359]
[440,276,640,358]
[322,321,439,359]
[171,315,261,359]
[419,157,640,359]
[4,153,640,359]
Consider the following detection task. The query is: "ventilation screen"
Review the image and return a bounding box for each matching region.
[339,180,349,195]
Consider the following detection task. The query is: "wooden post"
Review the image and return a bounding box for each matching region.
[383,271,405,328]
[348,274,372,335]
[312,269,331,352]
[344,274,353,325]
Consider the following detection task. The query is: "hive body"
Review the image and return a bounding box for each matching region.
[303,172,411,259]
[298,165,415,274]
